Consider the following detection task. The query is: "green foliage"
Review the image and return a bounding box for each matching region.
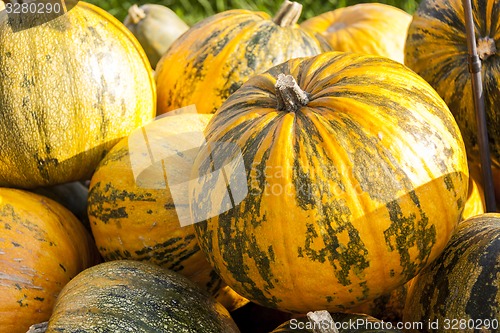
[84,0,420,26]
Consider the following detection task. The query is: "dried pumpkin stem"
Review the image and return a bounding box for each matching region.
[275,73,309,112]
[127,4,146,25]
[27,322,48,333]
[272,0,302,27]
[477,37,497,61]
[307,311,339,333]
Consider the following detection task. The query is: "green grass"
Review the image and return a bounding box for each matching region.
[84,0,420,26]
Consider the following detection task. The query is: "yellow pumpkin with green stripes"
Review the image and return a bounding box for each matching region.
[87,112,248,311]
[155,0,327,115]
[0,2,155,189]
[191,52,469,313]
[404,0,500,169]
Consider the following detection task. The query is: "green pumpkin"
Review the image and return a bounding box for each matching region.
[45,260,241,332]
[124,4,189,69]
[403,213,500,333]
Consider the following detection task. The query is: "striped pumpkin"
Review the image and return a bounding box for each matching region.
[404,0,500,169]
[0,2,155,189]
[0,188,99,333]
[87,112,247,311]
[45,260,241,333]
[191,51,469,313]
[402,213,500,332]
[301,3,412,63]
[155,0,326,115]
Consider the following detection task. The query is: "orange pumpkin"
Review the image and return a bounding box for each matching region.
[0,188,100,333]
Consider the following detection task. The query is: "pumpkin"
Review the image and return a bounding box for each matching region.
[300,3,412,63]
[271,312,404,333]
[87,111,248,311]
[0,188,100,333]
[45,260,241,332]
[124,4,189,69]
[155,0,327,115]
[190,51,469,313]
[402,213,500,332]
[0,1,155,189]
[404,0,500,170]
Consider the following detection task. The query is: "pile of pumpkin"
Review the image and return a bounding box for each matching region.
[0,0,499,332]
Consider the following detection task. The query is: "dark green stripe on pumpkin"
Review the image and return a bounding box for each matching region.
[88,181,156,224]
[291,111,371,292]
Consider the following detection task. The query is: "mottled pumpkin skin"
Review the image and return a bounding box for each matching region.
[87,113,247,311]
[46,260,241,333]
[191,52,469,313]
[403,213,500,333]
[272,312,404,332]
[0,2,155,189]
[300,3,412,63]
[0,188,100,333]
[405,0,500,169]
[155,8,326,115]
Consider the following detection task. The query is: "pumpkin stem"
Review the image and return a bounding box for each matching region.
[477,37,497,61]
[275,73,309,112]
[127,4,147,25]
[27,322,48,333]
[272,0,302,27]
[307,311,339,333]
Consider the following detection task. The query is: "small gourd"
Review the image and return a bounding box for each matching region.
[124,4,189,69]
